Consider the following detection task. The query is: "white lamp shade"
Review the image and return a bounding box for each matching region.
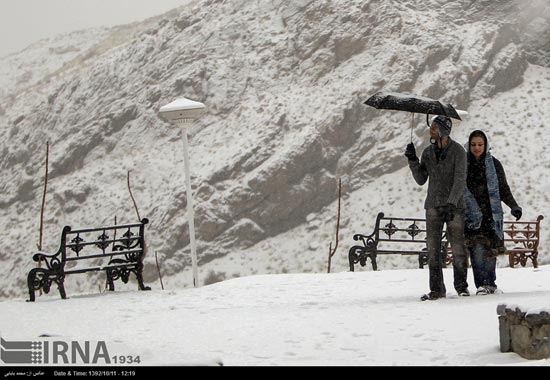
[159,98,206,122]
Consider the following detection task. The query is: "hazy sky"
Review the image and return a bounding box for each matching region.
[0,0,187,57]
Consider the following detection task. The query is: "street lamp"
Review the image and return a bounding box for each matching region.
[159,97,206,288]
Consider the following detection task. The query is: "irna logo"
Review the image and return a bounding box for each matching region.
[1,336,111,365]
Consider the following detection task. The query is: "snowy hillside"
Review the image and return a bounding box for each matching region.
[0,0,549,298]
[0,6,185,109]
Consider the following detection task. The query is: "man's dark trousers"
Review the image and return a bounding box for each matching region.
[425,208,469,295]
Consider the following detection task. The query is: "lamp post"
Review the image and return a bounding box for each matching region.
[159,97,206,288]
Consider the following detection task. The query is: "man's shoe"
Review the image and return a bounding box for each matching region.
[457,289,470,297]
[476,286,489,295]
[420,292,446,301]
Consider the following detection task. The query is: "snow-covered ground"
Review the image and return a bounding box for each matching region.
[1,265,549,367]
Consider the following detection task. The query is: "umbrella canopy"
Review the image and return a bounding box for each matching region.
[364,92,462,120]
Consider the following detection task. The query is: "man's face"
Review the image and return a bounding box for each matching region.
[429,122,440,139]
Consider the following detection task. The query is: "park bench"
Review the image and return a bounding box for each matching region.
[27,218,151,301]
[348,212,543,271]
[504,215,544,268]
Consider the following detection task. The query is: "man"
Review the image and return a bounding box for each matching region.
[405,115,469,301]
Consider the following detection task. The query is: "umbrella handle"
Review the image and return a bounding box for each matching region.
[410,113,415,143]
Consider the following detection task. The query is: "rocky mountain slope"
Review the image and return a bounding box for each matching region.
[1,0,549,298]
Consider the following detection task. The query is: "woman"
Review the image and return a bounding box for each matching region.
[464,130,522,295]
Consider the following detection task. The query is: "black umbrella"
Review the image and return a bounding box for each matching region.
[364,92,462,141]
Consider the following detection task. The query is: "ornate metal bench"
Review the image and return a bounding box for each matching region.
[348,212,544,271]
[27,218,151,301]
[503,215,544,268]
[348,213,449,271]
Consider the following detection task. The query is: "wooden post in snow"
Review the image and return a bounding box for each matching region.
[327,178,342,273]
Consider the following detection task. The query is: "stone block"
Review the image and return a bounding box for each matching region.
[497,303,550,360]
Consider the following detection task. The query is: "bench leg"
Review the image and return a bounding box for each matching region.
[349,247,378,271]
[508,253,515,268]
[371,255,378,271]
[135,264,151,291]
[59,284,67,299]
[348,246,365,272]
[55,276,67,299]
[519,253,527,267]
[27,268,50,302]
[348,251,356,272]
[418,253,427,269]
[27,271,37,302]
[106,269,115,291]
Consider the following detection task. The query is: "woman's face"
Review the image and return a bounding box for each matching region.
[470,136,485,160]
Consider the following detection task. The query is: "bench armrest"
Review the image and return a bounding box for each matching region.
[32,250,60,261]
[353,232,377,248]
[32,251,59,261]
[32,249,63,271]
